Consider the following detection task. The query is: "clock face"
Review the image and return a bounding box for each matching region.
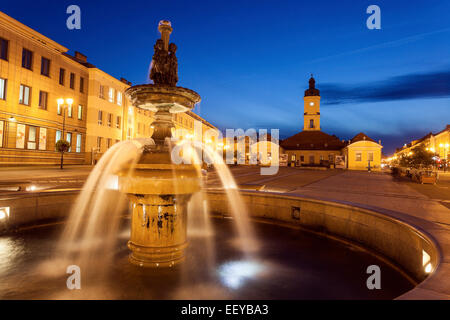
[309,102,314,106]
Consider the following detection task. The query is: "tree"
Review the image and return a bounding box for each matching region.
[56,139,71,169]
[394,144,435,169]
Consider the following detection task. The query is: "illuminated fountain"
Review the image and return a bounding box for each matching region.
[119,21,202,267]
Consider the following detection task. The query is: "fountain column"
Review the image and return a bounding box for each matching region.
[119,20,202,267]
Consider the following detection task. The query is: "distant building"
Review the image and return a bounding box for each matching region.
[280,76,383,171]
[0,11,217,166]
[394,125,450,162]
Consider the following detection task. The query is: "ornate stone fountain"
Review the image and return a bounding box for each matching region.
[119,20,202,267]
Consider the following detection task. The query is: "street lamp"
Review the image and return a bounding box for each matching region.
[57,98,73,169]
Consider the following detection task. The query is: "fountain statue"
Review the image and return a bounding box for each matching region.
[119,20,202,267]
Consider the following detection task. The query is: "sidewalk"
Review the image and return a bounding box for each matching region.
[0,165,92,183]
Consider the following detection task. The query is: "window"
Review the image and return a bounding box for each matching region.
[127,128,132,140]
[0,38,8,61]
[328,154,334,163]
[108,88,114,103]
[19,85,31,105]
[97,137,102,151]
[39,128,47,150]
[138,123,141,134]
[356,152,362,161]
[38,91,48,110]
[76,134,82,153]
[99,85,104,99]
[309,119,314,129]
[68,105,73,118]
[117,91,122,106]
[59,68,65,85]
[66,133,72,152]
[79,77,84,93]
[116,116,121,129]
[291,155,296,162]
[368,152,374,161]
[98,110,103,125]
[41,57,50,77]
[300,155,305,162]
[57,104,62,115]
[70,73,75,89]
[309,155,315,164]
[27,126,37,150]
[0,120,4,147]
[108,113,112,127]
[55,130,61,143]
[78,105,83,120]
[16,124,25,148]
[107,138,112,149]
[0,78,6,100]
[22,48,33,70]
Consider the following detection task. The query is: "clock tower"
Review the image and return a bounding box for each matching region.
[303,76,321,131]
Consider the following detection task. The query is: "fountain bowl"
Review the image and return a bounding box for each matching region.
[125,84,201,113]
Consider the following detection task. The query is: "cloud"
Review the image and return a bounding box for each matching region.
[321,69,450,105]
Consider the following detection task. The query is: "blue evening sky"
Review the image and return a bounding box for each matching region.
[1,0,449,154]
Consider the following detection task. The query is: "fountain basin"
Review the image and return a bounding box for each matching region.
[0,216,415,299]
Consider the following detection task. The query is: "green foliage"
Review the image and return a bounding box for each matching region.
[56,139,71,153]
[395,144,435,169]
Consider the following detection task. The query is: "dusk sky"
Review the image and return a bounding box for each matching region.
[2,0,449,154]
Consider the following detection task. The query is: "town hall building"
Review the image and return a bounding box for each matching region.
[280,76,383,171]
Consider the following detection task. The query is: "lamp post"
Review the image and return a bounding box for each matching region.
[57,98,73,169]
[440,143,449,172]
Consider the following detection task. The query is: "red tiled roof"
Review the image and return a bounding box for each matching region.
[350,132,376,144]
[281,130,344,150]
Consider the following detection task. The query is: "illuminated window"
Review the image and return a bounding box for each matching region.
[27,126,37,150]
[66,133,72,152]
[0,78,6,100]
[19,84,31,105]
[109,88,114,103]
[78,105,83,120]
[117,91,122,106]
[68,105,73,118]
[356,153,362,161]
[76,134,82,153]
[55,130,61,144]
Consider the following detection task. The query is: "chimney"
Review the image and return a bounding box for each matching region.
[74,51,87,63]
[120,78,132,86]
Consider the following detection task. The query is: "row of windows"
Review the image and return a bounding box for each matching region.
[0,121,81,152]
[290,154,335,163]
[97,110,121,128]
[96,136,120,151]
[0,36,85,93]
[0,78,83,119]
[355,152,374,162]
[99,85,122,106]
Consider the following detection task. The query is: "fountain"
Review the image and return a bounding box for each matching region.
[119,20,203,267]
